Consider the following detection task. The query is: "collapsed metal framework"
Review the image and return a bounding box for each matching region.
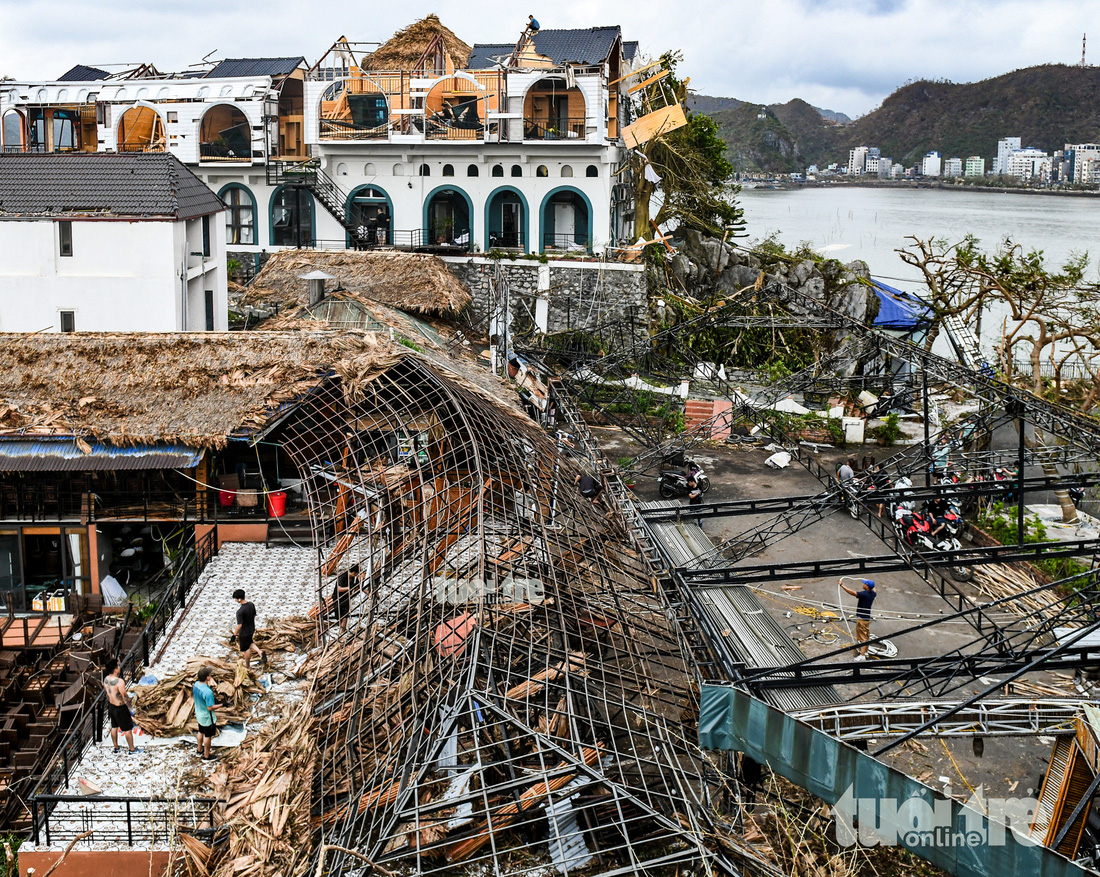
[275,351,777,877]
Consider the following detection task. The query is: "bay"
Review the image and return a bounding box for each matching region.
[738,186,1100,288]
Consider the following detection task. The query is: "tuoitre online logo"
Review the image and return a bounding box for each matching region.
[832,784,1042,849]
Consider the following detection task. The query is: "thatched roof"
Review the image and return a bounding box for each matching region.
[243,250,472,316]
[362,14,472,71]
[0,329,530,450]
[0,332,402,449]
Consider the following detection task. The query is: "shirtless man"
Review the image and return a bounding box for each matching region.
[102,657,136,753]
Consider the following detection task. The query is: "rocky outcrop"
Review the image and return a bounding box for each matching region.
[666,231,881,374]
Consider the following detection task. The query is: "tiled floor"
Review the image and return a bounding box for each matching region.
[26,542,319,852]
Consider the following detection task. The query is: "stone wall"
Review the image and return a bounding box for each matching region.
[443,256,647,337]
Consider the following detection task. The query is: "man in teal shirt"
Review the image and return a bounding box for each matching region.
[193,665,217,759]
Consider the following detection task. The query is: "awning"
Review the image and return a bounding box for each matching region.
[0,440,203,472]
[871,280,933,330]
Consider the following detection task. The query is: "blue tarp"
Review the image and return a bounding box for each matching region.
[872,280,934,330]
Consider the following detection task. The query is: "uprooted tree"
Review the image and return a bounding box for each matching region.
[626,52,744,242]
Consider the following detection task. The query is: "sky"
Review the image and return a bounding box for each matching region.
[0,0,1093,117]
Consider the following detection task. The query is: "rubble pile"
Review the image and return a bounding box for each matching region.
[133,658,262,738]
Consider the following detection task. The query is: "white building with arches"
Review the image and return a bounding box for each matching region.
[0,17,640,269]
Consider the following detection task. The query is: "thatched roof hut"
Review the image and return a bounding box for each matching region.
[0,332,401,449]
[243,250,472,316]
[0,329,526,450]
[362,14,471,70]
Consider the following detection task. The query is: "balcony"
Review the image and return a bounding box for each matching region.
[486,230,525,251]
[523,117,586,141]
[543,232,590,253]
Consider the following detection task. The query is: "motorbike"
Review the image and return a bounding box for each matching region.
[658,460,711,498]
[893,504,973,582]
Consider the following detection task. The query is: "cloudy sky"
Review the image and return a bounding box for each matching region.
[0,0,1090,116]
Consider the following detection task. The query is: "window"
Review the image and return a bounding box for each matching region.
[561,165,573,178]
[58,221,73,257]
[511,165,522,177]
[467,164,479,177]
[536,165,548,178]
[220,186,255,245]
[205,290,215,331]
[60,311,75,333]
[492,164,504,177]
[442,164,454,177]
[418,164,431,176]
[393,163,405,176]
[202,215,211,257]
[166,111,178,123]
[586,165,599,178]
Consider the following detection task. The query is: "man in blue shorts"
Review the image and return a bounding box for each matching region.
[193,665,217,760]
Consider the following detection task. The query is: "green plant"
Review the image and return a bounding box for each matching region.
[397,337,423,353]
[0,831,21,877]
[825,417,845,444]
[873,413,902,446]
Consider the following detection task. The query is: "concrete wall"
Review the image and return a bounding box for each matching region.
[0,215,227,332]
[443,256,646,336]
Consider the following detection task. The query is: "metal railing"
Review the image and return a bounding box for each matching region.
[543,232,590,252]
[31,794,218,847]
[523,117,586,140]
[486,230,525,250]
[29,528,217,843]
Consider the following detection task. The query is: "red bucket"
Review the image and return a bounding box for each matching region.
[266,491,287,518]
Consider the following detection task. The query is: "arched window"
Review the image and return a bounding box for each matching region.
[536,165,548,178]
[492,164,504,177]
[511,165,522,177]
[393,163,405,176]
[2,110,25,151]
[220,184,256,245]
[199,104,251,161]
[364,162,376,175]
[347,185,392,247]
[561,165,573,178]
[419,164,431,176]
[467,164,479,177]
[270,187,314,247]
[442,164,455,177]
[336,162,349,176]
[117,106,166,153]
[586,165,599,178]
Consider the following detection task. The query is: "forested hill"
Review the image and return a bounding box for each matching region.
[694,64,1100,173]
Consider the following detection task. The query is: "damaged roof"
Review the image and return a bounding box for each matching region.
[243,250,472,316]
[56,64,110,81]
[467,26,622,68]
[205,57,304,78]
[0,153,225,220]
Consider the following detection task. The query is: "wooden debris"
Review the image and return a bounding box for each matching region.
[132,656,262,737]
[252,616,318,653]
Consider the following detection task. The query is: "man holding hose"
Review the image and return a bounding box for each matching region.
[839,577,876,661]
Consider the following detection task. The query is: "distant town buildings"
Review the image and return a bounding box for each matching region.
[965,156,985,177]
[1005,147,1051,182]
[994,137,1022,175]
[921,151,942,177]
[1065,143,1100,184]
[943,157,963,178]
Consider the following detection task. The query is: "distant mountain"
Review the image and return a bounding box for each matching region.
[694,64,1100,172]
[689,96,846,173]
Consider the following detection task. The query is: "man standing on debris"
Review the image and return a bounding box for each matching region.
[839,577,876,660]
[193,665,217,760]
[333,564,359,633]
[838,458,855,482]
[231,589,266,670]
[102,657,137,753]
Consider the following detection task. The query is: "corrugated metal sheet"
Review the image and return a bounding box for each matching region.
[700,686,1095,877]
[0,440,202,472]
[205,57,304,79]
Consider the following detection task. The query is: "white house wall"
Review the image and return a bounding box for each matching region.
[0,220,180,331]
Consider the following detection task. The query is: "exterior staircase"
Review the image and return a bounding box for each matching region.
[267,160,366,245]
[683,398,734,439]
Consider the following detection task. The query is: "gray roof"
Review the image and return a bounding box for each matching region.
[0,153,225,220]
[622,41,639,62]
[468,26,621,68]
[57,64,110,82]
[205,57,304,79]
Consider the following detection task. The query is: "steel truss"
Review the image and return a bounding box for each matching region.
[791,698,1082,741]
